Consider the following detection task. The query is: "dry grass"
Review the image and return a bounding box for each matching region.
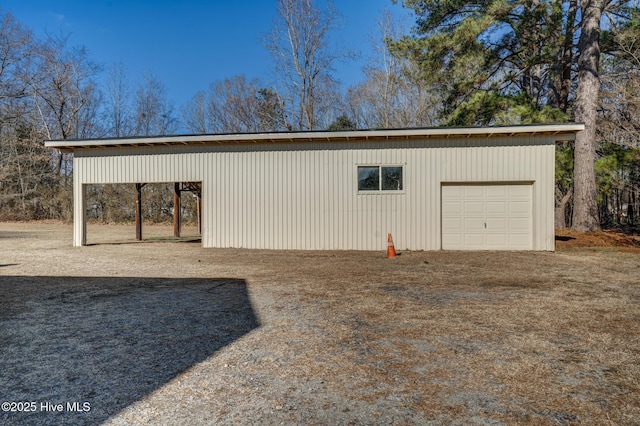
[273,249,640,425]
[1,222,639,425]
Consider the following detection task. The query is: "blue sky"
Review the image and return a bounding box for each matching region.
[3,0,413,111]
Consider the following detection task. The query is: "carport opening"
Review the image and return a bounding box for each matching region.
[85,182,201,245]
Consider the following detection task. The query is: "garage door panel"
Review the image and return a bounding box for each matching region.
[464,233,484,246]
[486,186,508,197]
[464,202,484,214]
[442,218,462,230]
[445,186,465,197]
[486,201,506,213]
[509,218,530,230]
[509,233,531,247]
[442,201,463,214]
[464,186,485,197]
[508,185,531,197]
[442,184,532,250]
[442,233,463,248]
[464,217,484,230]
[486,234,507,247]
[509,201,530,214]
[486,217,506,229]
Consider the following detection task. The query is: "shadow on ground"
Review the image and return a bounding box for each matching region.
[86,237,202,246]
[0,276,259,426]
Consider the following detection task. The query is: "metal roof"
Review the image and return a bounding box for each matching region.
[45,123,585,152]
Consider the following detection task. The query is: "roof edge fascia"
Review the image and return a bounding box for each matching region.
[45,123,585,152]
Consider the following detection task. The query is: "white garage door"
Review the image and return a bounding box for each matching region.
[441,184,533,250]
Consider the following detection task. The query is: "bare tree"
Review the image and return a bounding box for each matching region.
[256,87,288,132]
[104,62,133,137]
[599,17,640,150]
[182,75,287,134]
[0,11,35,143]
[205,75,266,133]
[264,0,353,131]
[356,10,406,129]
[347,10,440,129]
[134,71,176,136]
[0,12,71,220]
[0,12,34,103]
[32,35,100,140]
[30,34,101,177]
[182,90,208,134]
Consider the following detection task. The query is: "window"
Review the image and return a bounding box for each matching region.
[358,166,403,191]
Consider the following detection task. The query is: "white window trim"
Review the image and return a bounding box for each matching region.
[356,164,406,194]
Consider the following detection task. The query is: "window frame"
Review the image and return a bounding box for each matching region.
[356,164,405,194]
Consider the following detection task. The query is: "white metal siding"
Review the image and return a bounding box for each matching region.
[72,136,557,250]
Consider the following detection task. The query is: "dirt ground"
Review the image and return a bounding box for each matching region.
[555,228,640,250]
[1,222,639,425]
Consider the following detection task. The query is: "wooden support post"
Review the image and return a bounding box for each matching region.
[197,194,202,235]
[135,183,144,241]
[173,182,181,238]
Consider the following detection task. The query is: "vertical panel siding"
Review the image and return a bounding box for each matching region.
[73,156,86,246]
[73,136,557,250]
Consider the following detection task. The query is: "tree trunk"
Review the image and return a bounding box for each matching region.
[572,0,603,232]
[555,188,573,229]
[559,0,577,112]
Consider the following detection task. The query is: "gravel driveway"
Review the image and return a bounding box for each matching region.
[1,223,639,425]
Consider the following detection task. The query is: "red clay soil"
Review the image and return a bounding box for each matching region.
[556,228,640,250]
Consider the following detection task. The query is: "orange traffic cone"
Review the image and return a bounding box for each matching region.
[387,233,397,258]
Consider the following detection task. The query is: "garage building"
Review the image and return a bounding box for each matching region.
[45,124,584,251]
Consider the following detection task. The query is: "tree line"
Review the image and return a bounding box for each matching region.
[0,0,639,231]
